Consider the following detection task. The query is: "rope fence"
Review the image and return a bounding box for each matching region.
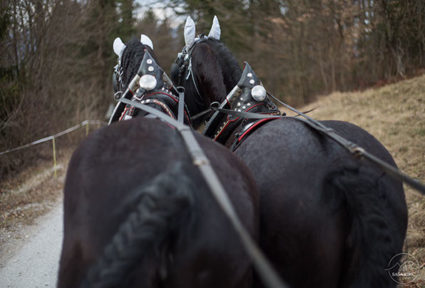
[0,120,106,177]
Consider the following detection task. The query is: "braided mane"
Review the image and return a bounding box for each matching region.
[120,39,157,88]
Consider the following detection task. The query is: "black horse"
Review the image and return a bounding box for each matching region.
[57,36,260,288]
[171,17,408,288]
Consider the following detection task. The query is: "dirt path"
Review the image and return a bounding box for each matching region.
[0,152,69,287]
[0,202,63,288]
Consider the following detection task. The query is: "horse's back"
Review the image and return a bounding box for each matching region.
[58,118,258,288]
[237,117,405,212]
[235,117,407,288]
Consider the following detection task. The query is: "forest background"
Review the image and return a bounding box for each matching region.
[1,0,424,177]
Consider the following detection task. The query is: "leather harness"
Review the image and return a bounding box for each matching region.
[119,88,190,124]
[173,36,209,98]
[110,49,190,125]
[203,62,282,150]
[174,44,282,150]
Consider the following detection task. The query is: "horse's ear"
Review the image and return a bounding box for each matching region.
[140,34,154,50]
[208,15,221,40]
[184,16,196,48]
[113,37,126,57]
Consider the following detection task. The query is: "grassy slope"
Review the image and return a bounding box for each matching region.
[295,74,425,286]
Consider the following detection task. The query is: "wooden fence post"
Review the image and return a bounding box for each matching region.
[52,136,57,178]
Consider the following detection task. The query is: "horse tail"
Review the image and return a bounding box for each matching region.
[324,167,398,288]
[80,162,195,288]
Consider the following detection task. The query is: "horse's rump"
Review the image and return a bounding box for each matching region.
[58,118,258,288]
[235,117,407,287]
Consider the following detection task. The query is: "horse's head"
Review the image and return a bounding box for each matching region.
[112,35,156,96]
[171,16,242,128]
[111,35,190,124]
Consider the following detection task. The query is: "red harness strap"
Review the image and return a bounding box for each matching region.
[237,118,276,143]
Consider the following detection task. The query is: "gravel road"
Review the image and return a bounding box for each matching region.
[0,203,63,288]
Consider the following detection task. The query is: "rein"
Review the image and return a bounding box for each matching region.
[118,97,289,288]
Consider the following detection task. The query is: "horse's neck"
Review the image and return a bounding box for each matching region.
[192,43,241,106]
[216,62,241,102]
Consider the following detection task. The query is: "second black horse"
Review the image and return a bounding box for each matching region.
[171,16,408,288]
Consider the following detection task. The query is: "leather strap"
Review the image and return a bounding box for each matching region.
[211,106,281,120]
[177,87,185,124]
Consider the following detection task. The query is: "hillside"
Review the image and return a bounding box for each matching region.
[297,74,425,287]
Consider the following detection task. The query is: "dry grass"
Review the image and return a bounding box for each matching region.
[292,74,425,287]
[0,129,95,236]
[0,148,72,257]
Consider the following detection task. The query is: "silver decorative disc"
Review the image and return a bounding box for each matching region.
[247,73,253,78]
[147,59,153,64]
[249,79,255,85]
[139,74,157,90]
[251,85,267,101]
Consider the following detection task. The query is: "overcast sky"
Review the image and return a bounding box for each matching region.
[135,0,184,29]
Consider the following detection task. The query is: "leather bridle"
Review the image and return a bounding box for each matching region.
[172,36,209,99]
[110,50,190,125]
[112,64,124,100]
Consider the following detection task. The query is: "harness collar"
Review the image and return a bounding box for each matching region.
[120,88,190,124]
[204,62,281,149]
